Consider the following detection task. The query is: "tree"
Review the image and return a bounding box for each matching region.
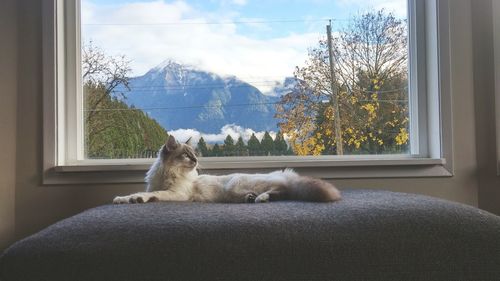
[84,85,168,158]
[276,10,409,155]
[82,41,168,158]
[273,131,288,155]
[247,133,261,156]
[223,135,236,156]
[235,136,248,156]
[212,144,222,157]
[197,137,209,157]
[260,131,275,156]
[83,41,131,125]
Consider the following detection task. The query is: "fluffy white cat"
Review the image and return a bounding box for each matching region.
[113,135,341,204]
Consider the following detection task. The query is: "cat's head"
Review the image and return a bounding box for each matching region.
[159,135,198,172]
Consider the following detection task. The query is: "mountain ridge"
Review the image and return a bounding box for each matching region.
[115,61,293,134]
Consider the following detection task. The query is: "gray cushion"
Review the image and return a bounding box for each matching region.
[1,189,500,281]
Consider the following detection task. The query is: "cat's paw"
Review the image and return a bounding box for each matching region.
[113,196,131,204]
[255,193,270,203]
[113,194,158,204]
[245,192,257,203]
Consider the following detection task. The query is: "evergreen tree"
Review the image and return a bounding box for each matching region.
[82,42,170,159]
[273,131,288,155]
[235,136,248,156]
[84,84,168,159]
[260,131,275,156]
[247,133,261,156]
[197,137,209,157]
[223,135,236,156]
[212,143,222,157]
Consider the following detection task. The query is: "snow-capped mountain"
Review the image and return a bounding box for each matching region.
[115,61,289,134]
[265,77,298,97]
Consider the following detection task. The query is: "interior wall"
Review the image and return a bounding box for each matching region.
[0,0,488,252]
[13,0,141,246]
[472,0,500,215]
[0,0,18,251]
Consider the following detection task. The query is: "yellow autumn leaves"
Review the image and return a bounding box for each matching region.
[276,78,410,156]
[276,10,410,156]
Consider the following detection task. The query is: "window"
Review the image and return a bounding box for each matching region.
[42,0,453,183]
[80,0,411,159]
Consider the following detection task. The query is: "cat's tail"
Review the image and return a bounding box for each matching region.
[287,176,341,202]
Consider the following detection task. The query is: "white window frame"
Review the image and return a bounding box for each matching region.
[42,0,453,184]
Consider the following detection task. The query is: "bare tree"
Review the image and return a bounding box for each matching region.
[82,41,131,123]
[334,10,407,93]
[276,10,409,155]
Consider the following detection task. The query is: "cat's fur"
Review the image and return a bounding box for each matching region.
[113,135,341,204]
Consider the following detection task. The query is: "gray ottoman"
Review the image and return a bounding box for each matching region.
[1,189,500,281]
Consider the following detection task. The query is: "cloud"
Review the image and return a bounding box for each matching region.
[81,1,322,92]
[337,0,407,18]
[169,124,276,145]
[167,128,203,144]
[232,0,247,5]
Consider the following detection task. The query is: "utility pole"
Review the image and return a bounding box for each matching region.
[326,20,344,155]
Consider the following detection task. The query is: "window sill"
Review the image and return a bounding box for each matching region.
[43,157,452,185]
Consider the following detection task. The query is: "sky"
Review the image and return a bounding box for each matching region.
[81,0,406,93]
[81,0,407,143]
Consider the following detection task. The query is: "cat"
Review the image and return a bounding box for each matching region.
[113,135,341,204]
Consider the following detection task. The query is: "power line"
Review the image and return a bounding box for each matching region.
[108,85,408,94]
[83,99,409,112]
[118,81,285,90]
[358,87,408,94]
[82,18,348,26]
[357,99,408,103]
[84,102,279,112]
[105,80,407,92]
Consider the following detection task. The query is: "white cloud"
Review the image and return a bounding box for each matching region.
[168,128,203,144]
[82,1,321,92]
[212,0,247,6]
[232,0,247,5]
[337,0,407,18]
[169,124,276,145]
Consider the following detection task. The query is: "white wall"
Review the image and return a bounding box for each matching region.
[1,0,497,251]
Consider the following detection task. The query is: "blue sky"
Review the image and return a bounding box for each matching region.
[88,0,405,19]
[84,0,405,37]
[82,0,406,91]
[87,0,359,22]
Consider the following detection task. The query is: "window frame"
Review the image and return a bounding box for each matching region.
[42,0,453,184]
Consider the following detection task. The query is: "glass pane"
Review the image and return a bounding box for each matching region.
[81,0,409,159]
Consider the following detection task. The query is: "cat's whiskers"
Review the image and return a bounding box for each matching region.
[195,163,204,174]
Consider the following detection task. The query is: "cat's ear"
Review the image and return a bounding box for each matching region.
[185,137,192,146]
[165,135,178,152]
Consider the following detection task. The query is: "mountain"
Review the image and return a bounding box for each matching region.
[265,77,298,97]
[114,61,284,134]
